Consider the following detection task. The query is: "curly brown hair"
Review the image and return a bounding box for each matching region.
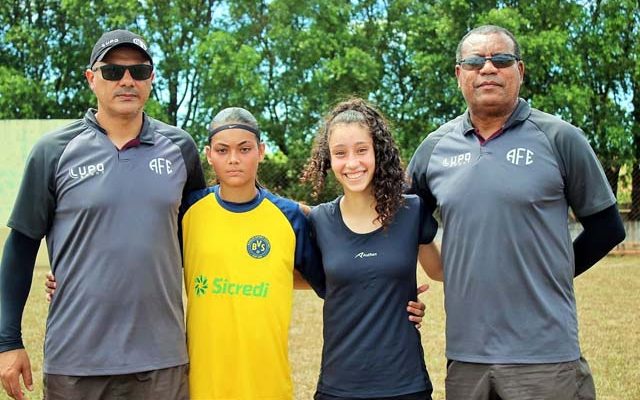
[301,98,405,229]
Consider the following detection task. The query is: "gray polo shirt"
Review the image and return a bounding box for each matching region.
[408,99,615,364]
[8,109,205,375]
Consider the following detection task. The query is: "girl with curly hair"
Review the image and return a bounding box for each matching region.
[302,98,443,400]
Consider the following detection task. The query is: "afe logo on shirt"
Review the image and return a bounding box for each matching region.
[68,163,105,179]
[506,148,534,166]
[149,158,173,175]
[247,235,271,259]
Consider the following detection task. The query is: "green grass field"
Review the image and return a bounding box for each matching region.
[7,256,639,400]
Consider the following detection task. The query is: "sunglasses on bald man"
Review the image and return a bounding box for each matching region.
[457,54,520,71]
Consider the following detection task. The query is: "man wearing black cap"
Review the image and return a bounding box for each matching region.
[0,29,204,399]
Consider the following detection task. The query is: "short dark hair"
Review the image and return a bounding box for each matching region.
[209,107,260,142]
[456,25,521,61]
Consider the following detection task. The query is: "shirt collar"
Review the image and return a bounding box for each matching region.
[84,108,154,145]
[212,185,265,213]
[462,98,532,137]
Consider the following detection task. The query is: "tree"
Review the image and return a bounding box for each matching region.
[1,0,635,209]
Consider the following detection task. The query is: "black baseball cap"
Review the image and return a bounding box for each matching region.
[89,29,153,68]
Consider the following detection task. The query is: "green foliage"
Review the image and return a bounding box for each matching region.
[1,0,638,212]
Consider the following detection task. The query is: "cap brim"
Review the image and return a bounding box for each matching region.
[91,43,153,67]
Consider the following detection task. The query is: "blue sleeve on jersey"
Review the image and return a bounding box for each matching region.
[178,187,215,256]
[266,193,326,298]
[180,187,214,219]
[294,215,326,298]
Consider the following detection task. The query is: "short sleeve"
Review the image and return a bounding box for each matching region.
[417,196,438,244]
[407,135,440,213]
[7,138,58,240]
[408,141,439,244]
[179,134,206,197]
[554,128,616,218]
[294,211,326,298]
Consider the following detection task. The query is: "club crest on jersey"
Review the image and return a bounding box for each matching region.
[247,235,270,259]
[68,163,105,179]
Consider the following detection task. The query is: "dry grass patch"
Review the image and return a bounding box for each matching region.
[4,257,639,400]
[290,256,640,400]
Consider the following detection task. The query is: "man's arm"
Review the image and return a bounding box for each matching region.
[573,204,626,277]
[293,269,312,289]
[0,229,39,399]
[418,243,443,282]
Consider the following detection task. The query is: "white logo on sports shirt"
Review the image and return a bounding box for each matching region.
[355,252,378,259]
[68,163,105,179]
[442,152,472,168]
[506,148,534,165]
[149,158,173,175]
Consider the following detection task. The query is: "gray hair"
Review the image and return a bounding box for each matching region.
[456,25,521,61]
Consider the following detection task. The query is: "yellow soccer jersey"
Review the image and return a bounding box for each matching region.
[181,186,324,400]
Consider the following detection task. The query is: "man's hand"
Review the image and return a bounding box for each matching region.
[0,349,33,400]
[44,271,56,303]
[408,284,429,329]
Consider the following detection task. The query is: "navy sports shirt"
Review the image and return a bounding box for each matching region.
[309,195,436,398]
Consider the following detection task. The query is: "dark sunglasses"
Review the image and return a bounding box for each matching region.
[93,64,153,81]
[457,54,520,71]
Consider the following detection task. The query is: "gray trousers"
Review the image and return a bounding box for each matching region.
[445,357,596,400]
[43,364,189,400]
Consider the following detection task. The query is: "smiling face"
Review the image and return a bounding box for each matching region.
[328,122,375,197]
[455,32,525,119]
[205,128,265,192]
[85,46,154,120]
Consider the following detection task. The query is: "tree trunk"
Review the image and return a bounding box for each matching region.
[629,84,640,220]
[604,164,620,198]
[630,163,640,220]
[168,78,178,127]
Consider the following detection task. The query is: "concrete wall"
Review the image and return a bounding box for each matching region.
[0,119,74,266]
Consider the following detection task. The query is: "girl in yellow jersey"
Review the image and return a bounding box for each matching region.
[180,107,325,400]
